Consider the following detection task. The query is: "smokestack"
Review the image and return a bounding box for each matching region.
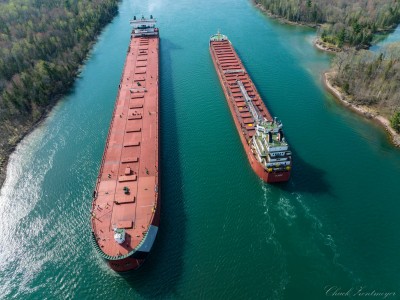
[268,132,273,143]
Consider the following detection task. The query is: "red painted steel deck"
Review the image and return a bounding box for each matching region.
[91,33,160,270]
[210,38,290,182]
[210,40,272,140]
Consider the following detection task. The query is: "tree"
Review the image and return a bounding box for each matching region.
[391,111,400,133]
[256,0,400,47]
[0,0,120,171]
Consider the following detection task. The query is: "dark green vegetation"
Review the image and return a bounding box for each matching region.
[256,0,400,135]
[331,43,400,131]
[0,0,119,173]
[391,111,400,132]
[256,0,400,48]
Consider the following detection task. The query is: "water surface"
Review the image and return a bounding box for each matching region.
[1,0,399,299]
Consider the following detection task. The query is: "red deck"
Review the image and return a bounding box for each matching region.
[210,38,290,183]
[91,33,160,271]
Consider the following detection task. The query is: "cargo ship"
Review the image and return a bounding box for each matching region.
[91,15,160,272]
[209,33,291,183]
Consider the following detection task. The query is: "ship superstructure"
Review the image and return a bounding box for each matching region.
[209,33,291,182]
[91,15,160,272]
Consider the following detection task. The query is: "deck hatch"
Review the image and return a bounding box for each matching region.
[124,141,140,147]
[115,196,136,204]
[128,115,142,120]
[118,175,138,182]
[126,128,141,133]
[130,104,143,109]
[121,157,139,163]
[116,221,133,229]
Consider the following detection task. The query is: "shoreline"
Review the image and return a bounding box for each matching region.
[314,38,341,53]
[253,2,400,148]
[0,16,114,189]
[253,2,340,54]
[253,1,398,54]
[254,3,318,28]
[0,112,49,188]
[324,71,400,147]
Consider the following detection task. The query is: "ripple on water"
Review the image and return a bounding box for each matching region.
[260,182,290,299]
[0,109,69,298]
[294,194,359,284]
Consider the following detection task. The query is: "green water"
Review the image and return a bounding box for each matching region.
[371,25,400,52]
[1,0,400,299]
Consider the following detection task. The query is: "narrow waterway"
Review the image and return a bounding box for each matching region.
[370,24,400,51]
[1,0,399,299]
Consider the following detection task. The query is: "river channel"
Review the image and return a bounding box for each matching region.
[1,0,399,299]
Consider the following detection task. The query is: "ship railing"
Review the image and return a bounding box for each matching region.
[93,35,133,199]
[130,16,157,35]
[130,20,157,26]
[91,191,159,260]
[133,29,157,33]
[91,195,160,260]
[210,32,228,42]
[91,230,148,260]
[132,31,159,37]
[266,161,291,167]
[268,151,292,159]
[92,44,160,260]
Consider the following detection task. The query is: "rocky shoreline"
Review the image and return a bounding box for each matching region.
[253,2,400,148]
[314,38,341,53]
[254,3,318,28]
[324,71,400,147]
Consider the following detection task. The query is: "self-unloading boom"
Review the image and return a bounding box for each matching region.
[237,80,262,123]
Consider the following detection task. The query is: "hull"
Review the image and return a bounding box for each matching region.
[91,24,160,272]
[209,39,290,183]
[108,257,146,272]
[248,150,291,182]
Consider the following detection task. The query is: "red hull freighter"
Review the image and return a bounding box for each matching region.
[91,16,160,272]
[210,33,291,183]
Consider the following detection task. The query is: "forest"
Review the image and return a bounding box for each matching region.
[0,0,119,170]
[256,0,400,133]
[331,43,400,130]
[256,0,400,48]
